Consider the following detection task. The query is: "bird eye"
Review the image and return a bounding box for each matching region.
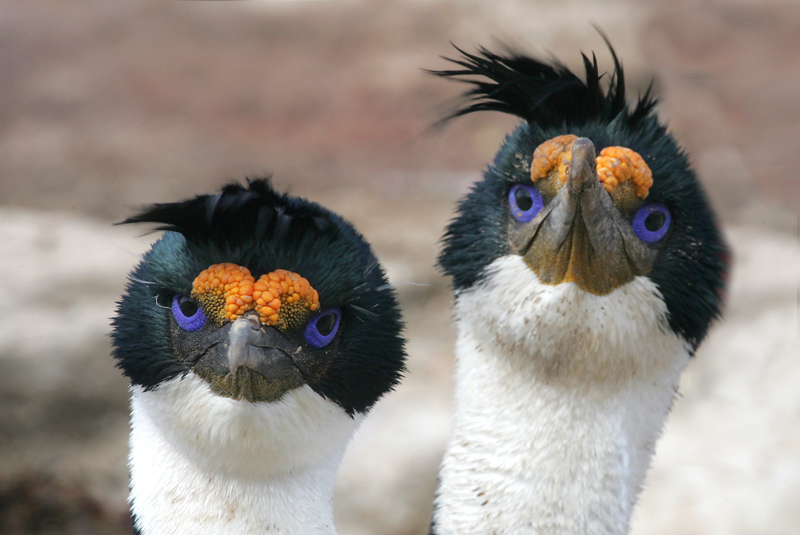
[632,203,671,243]
[171,294,207,332]
[508,184,543,223]
[304,308,341,349]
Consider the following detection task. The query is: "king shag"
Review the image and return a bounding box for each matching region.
[111,179,406,535]
[429,43,729,534]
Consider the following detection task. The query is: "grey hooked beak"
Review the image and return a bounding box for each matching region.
[511,137,656,295]
[225,311,302,380]
[566,137,598,197]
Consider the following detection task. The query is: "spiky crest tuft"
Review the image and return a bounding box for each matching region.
[119,178,342,250]
[429,42,657,130]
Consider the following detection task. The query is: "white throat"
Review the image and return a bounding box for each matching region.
[434,255,690,535]
[128,374,362,535]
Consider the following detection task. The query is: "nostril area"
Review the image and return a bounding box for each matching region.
[241,311,262,330]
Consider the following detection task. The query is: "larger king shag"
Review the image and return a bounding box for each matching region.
[429,45,728,534]
[111,180,405,535]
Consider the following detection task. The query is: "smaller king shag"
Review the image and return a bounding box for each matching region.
[429,44,728,534]
[111,179,405,535]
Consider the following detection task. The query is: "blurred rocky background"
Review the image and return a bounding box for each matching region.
[0,1,797,534]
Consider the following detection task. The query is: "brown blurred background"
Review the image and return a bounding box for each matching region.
[0,1,797,534]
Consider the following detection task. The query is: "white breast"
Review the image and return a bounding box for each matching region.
[129,374,362,535]
[434,255,691,535]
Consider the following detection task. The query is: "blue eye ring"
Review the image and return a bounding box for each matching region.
[171,294,207,332]
[508,184,544,223]
[305,308,342,349]
[632,203,672,243]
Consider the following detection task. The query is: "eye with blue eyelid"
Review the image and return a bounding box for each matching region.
[304,308,341,349]
[508,184,544,223]
[171,294,207,332]
[632,203,671,243]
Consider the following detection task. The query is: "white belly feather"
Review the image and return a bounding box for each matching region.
[129,376,362,535]
[434,255,691,535]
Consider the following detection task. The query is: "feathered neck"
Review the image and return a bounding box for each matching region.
[432,256,690,535]
[128,375,361,535]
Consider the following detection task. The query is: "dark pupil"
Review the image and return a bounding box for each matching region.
[514,188,533,211]
[315,313,336,337]
[644,211,666,232]
[178,296,199,317]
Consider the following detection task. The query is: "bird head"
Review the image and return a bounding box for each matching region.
[433,44,728,357]
[112,179,405,417]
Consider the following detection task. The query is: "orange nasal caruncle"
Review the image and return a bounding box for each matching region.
[191,263,256,325]
[191,264,320,328]
[252,269,320,329]
[595,146,653,199]
[530,134,578,184]
[531,136,653,199]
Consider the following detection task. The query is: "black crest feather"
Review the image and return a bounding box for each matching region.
[118,178,338,250]
[429,42,657,130]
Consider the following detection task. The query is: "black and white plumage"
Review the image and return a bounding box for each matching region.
[429,45,728,534]
[111,179,405,535]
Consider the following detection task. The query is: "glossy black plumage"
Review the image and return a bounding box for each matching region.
[430,44,656,130]
[112,179,405,415]
[432,44,728,350]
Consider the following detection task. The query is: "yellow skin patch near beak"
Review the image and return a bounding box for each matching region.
[531,135,653,199]
[191,263,320,330]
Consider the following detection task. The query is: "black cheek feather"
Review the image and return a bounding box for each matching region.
[648,179,729,350]
[439,173,509,291]
[308,295,405,416]
[301,250,406,415]
[111,256,188,390]
[438,130,529,291]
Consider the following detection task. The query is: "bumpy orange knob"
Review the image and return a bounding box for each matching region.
[530,135,653,199]
[191,264,320,330]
